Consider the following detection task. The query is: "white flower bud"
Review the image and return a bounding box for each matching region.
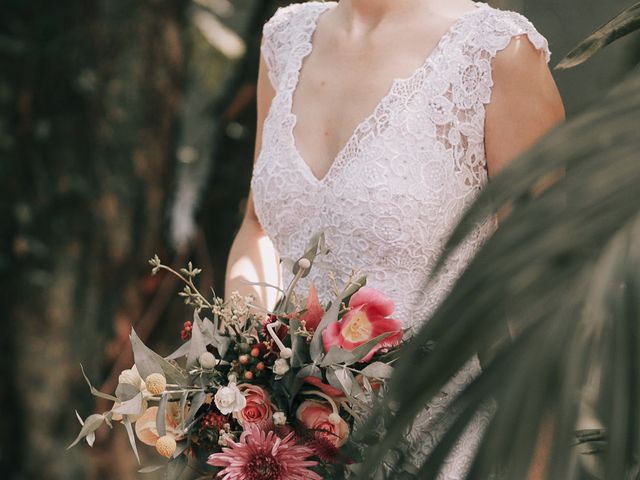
[328,413,341,425]
[297,258,311,270]
[119,365,143,390]
[279,348,292,359]
[199,352,217,369]
[273,358,290,376]
[227,372,238,384]
[273,412,287,425]
[145,373,167,395]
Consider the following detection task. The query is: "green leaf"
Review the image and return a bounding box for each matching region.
[310,300,340,361]
[115,382,140,402]
[348,332,393,364]
[111,392,144,416]
[157,393,168,437]
[130,327,188,384]
[67,413,104,449]
[122,416,141,464]
[187,310,208,370]
[360,362,394,379]
[185,391,206,426]
[79,364,118,402]
[138,465,165,474]
[320,346,356,366]
[167,340,191,360]
[292,231,326,278]
[290,364,322,400]
[166,453,188,479]
[557,1,640,70]
[289,318,308,368]
[326,366,354,396]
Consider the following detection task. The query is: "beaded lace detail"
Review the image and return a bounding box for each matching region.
[253,1,551,476]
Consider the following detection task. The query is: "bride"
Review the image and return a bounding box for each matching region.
[225,0,565,476]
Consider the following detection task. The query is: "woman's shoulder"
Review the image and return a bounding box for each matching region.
[468,3,551,63]
[263,1,332,38]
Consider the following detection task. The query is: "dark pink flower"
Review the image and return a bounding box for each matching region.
[322,287,402,363]
[207,423,321,480]
[300,283,324,331]
[236,384,273,430]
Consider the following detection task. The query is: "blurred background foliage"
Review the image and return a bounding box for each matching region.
[0,0,638,479]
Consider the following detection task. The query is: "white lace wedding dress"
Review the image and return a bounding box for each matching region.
[251,1,551,477]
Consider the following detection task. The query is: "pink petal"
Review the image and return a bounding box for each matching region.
[322,321,343,352]
[300,283,324,331]
[349,287,395,317]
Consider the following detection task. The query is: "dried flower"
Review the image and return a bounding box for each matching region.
[273,412,287,426]
[155,434,177,458]
[145,373,167,395]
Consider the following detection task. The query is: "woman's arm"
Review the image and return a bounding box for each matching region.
[484,35,565,480]
[224,53,281,311]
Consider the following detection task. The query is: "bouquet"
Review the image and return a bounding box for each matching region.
[69,233,404,479]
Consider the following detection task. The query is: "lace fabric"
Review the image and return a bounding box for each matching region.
[253,1,551,476]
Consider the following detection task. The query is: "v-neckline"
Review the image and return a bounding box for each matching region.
[286,1,488,186]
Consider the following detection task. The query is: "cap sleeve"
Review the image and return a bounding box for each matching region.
[469,9,552,105]
[260,4,305,90]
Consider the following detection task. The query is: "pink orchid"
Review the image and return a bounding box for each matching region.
[322,287,402,363]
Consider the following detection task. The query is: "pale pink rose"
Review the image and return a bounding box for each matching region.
[134,404,184,446]
[322,287,402,363]
[296,400,349,448]
[235,384,273,430]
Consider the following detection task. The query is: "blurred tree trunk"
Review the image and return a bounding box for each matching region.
[0,1,188,478]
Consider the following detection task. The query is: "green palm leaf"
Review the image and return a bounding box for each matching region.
[357,36,640,480]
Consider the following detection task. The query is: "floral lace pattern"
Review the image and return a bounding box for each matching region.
[253,1,551,476]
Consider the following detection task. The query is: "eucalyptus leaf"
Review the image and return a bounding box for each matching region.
[185,391,206,426]
[291,364,322,400]
[167,339,191,360]
[67,413,104,449]
[138,465,166,473]
[360,362,394,379]
[122,416,141,464]
[79,364,118,402]
[115,382,140,402]
[186,310,208,369]
[166,453,188,479]
[130,327,188,384]
[320,346,356,366]
[157,393,168,437]
[111,392,144,416]
[289,318,308,368]
[310,300,340,361]
[348,332,393,364]
[292,231,326,278]
[326,366,354,396]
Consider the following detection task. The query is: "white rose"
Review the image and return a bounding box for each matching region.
[214,383,246,415]
[273,358,290,376]
[273,411,287,425]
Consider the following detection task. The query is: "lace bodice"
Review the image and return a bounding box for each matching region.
[252,1,551,475]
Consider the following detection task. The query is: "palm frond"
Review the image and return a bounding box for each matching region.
[357,59,640,479]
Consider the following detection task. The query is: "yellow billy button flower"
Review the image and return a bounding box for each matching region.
[145,373,167,395]
[155,434,177,458]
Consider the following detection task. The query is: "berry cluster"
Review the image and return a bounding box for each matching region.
[180,320,192,341]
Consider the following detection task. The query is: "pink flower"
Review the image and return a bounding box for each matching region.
[300,283,324,331]
[235,385,273,430]
[321,287,402,363]
[207,423,321,480]
[296,400,349,448]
